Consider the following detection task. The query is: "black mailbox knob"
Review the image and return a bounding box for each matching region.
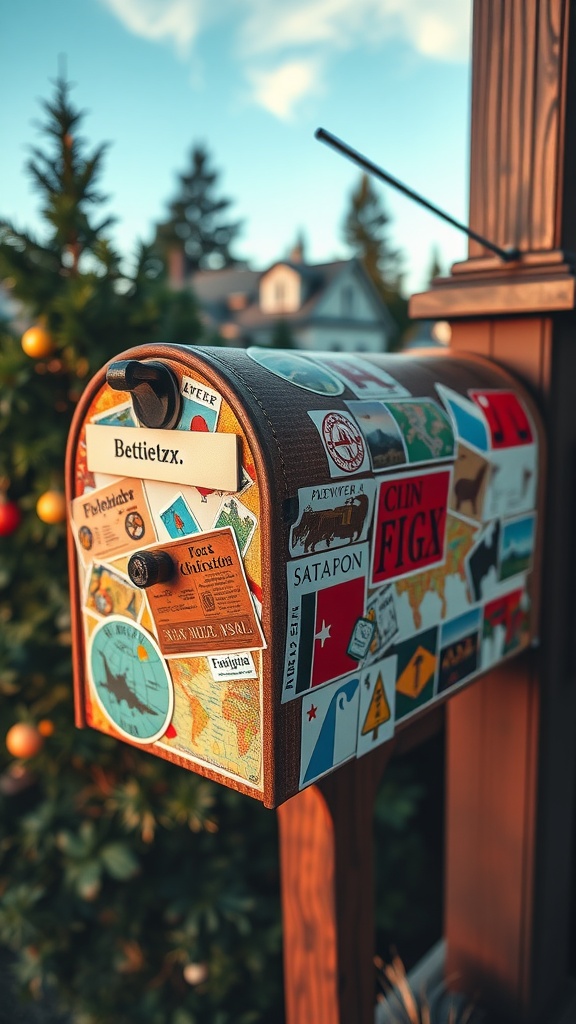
[128,550,175,589]
[106,359,182,429]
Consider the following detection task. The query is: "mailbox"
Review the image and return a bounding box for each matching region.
[66,345,544,808]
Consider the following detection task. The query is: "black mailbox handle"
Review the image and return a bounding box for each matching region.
[106,359,182,430]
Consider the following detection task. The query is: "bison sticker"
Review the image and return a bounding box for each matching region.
[290,481,377,557]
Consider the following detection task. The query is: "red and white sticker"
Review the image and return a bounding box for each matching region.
[308,410,370,478]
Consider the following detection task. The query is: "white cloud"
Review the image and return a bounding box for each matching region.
[247,58,324,120]
[99,0,205,57]
[99,0,471,118]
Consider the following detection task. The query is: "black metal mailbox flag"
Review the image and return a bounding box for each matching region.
[65,345,544,807]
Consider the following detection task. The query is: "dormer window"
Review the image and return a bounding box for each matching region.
[260,264,302,314]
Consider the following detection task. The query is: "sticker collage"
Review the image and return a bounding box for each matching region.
[72,370,266,792]
[265,353,538,792]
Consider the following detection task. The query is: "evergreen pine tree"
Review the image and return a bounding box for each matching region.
[342,173,410,348]
[0,77,282,1024]
[155,145,243,275]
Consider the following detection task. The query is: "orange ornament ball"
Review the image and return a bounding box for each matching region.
[38,719,55,737]
[36,490,67,524]
[6,723,44,759]
[21,325,56,359]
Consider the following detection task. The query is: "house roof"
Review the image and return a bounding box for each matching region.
[190,257,395,336]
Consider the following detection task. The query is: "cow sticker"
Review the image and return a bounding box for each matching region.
[289,480,376,557]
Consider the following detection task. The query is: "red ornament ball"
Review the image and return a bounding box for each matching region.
[0,499,21,537]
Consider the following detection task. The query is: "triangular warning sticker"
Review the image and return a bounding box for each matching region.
[361,673,391,740]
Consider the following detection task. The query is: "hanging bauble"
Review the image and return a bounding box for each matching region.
[36,490,67,524]
[5,723,44,759]
[21,325,56,359]
[0,497,21,537]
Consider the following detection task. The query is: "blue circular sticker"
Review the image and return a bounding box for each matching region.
[89,617,173,744]
[247,348,344,396]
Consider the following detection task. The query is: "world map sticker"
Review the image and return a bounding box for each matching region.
[89,617,174,744]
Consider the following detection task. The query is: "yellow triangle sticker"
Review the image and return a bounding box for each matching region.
[361,674,391,740]
[396,645,436,698]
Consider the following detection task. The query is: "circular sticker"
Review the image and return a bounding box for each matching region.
[322,412,365,472]
[247,347,344,396]
[88,617,173,744]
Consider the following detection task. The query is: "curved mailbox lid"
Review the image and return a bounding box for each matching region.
[66,345,545,808]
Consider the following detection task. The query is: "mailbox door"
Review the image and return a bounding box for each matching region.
[66,344,284,806]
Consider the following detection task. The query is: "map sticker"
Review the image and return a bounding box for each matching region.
[356,657,397,758]
[299,674,360,788]
[309,353,410,399]
[371,467,451,587]
[85,563,144,622]
[88,617,174,744]
[72,477,158,567]
[384,399,454,465]
[161,657,262,787]
[159,492,201,539]
[308,409,371,478]
[142,527,266,657]
[214,496,258,556]
[290,479,376,556]
[345,401,407,472]
[282,543,369,702]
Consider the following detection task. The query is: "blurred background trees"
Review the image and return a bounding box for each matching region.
[0,75,441,1023]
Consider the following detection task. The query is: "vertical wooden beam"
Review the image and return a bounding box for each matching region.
[411,3,576,1020]
[278,743,395,1024]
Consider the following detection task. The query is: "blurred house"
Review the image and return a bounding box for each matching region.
[169,243,397,352]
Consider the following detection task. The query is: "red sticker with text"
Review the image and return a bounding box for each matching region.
[371,467,451,586]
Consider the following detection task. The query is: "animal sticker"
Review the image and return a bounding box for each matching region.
[290,480,376,556]
[449,445,490,522]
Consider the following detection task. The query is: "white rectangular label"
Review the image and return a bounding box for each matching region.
[208,652,258,681]
[86,424,240,492]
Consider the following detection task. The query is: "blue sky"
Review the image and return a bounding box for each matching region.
[0,0,472,296]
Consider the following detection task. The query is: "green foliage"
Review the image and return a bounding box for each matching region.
[154,145,243,274]
[0,73,441,1023]
[342,173,410,348]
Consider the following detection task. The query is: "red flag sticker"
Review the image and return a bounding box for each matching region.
[282,543,369,702]
[371,468,451,586]
[469,390,534,448]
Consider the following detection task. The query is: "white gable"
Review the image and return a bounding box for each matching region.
[313,264,379,322]
[259,264,303,314]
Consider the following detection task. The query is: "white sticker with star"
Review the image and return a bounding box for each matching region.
[299,674,361,789]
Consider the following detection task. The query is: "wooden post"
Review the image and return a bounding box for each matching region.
[277,742,395,1024]
[411,2,576,1020]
